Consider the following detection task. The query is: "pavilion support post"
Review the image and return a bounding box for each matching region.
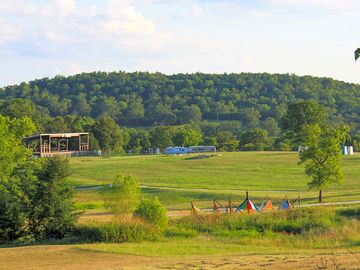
[40,136,42,156]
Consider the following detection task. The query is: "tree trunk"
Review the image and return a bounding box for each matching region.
[318,189,323,203]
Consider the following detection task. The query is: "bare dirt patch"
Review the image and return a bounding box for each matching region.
[1,245,359,270]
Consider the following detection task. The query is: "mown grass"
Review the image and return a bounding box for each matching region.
[69,152,360,190]
[71,152,360,211]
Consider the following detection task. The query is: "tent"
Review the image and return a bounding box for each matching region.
[260,197,273,211]
[235,192,261,213]
[213,199,225,213]
[280,198,292,210]
[226,198,237,215]
[191,201,201,215]
[280,194,301,210]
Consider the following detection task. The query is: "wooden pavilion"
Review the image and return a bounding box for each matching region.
[23,132,90,157]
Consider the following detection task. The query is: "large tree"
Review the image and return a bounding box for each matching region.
[92,114,125,153]
[0,115,76,242]
[173,128,202,147]
[299,124,349,203]
[282,101,328,146]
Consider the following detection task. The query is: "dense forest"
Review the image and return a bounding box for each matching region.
[0,72,359,153]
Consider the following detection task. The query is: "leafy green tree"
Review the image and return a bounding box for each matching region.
[262,117,281,137]
[240,128,269,150]
[73,93,91,116]
[149,126,175,150]
[125,129,151,153]
[127,100,145,119]
[202,136,218,147]
[0,116,76,242]
[150,104,177,125]
[0,99,50,132]
[92,114,125,153]
[351,134,360,151]
[299,124,349,203]
[103,175,141,217]
[180,105,202,124]
[241,108,260,129]
[0,115,36,242]
[173,128,203,146]
[282,101,328,146]
[134,197,167,232]
[31,157,76,239]
[216,131,239,151]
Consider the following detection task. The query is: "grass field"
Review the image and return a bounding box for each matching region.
[2,152,360,270]
[71,152,360,210]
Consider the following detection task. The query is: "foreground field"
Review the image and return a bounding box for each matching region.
[71,152,360,210]
[1,239,359,270]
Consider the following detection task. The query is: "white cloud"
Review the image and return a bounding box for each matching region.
[191,4,203,17]
[0,0,168,54]
[0,21,22,45]
[0,0,359,86]
[104,0,155,34]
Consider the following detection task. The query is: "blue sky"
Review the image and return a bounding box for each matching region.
[0,0,359,87]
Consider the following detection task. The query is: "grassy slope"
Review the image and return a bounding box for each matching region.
[71,152,360,209]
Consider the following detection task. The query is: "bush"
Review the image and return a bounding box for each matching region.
[134,197,167,232]
[73,219,156,243]
[102,175,140,217]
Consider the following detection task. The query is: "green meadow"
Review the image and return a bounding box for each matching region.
[71,152,360,210]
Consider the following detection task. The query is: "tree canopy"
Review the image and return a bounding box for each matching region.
[0,115,76,243]
[1,72,359,153]
[298,124,349,202]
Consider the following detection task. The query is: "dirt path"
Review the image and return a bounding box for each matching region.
[0,245,359,270]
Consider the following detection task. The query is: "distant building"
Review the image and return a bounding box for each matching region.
[188,146,216,153]
[342,146,354,156]
[164,146,216,155]
[23,132,100,157]
[164,146,189,155]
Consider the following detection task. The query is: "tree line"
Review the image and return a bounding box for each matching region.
[0,72,359,153]
[1,71,359,129]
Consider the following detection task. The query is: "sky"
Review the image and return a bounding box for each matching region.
[0,0,359,87]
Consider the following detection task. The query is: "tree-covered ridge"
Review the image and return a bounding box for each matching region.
[1,72,359,131]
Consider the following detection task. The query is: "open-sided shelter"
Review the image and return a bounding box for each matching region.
[23,132,92,157]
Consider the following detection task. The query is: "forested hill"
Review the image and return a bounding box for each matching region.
[1,72,359,132]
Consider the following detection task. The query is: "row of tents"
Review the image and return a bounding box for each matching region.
[191,191,301,214]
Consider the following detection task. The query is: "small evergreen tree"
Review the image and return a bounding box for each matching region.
[32,157,76,239]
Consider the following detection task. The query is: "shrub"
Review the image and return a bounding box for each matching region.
[134,197,168,232]
[102,175,140,217]
[73,218,156,243]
